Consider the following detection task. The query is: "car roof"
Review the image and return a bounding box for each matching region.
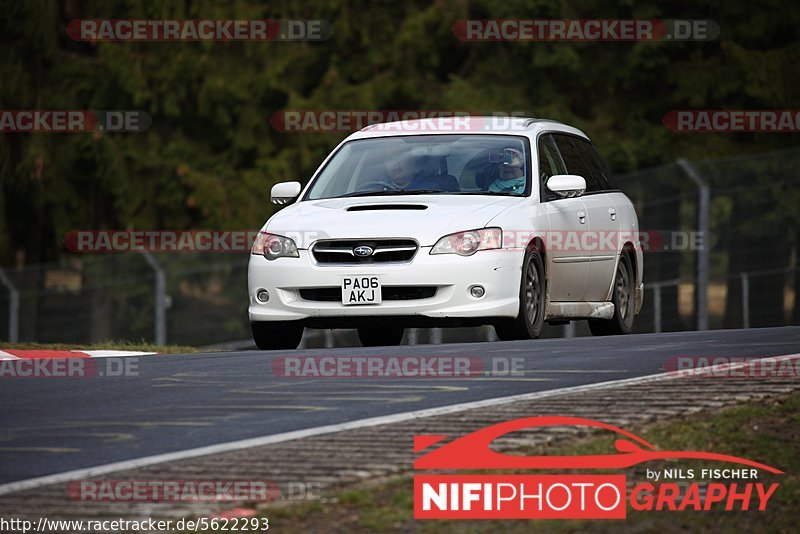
[346,116,589,141]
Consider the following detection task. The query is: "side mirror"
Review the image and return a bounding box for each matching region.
[546,174,586,198]
[271,181,302,205]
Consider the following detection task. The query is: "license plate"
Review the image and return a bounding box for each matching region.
[342,276,382,305]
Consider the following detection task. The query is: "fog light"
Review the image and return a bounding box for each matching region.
[256,289,270,303]
[469,285,485,298]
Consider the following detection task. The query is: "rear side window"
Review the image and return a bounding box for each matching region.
[552,134,617,193]
[582,142,618,191]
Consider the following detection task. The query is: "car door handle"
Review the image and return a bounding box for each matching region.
[609,208,617,221]
[578,211,586,224]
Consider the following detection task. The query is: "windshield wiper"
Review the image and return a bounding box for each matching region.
[341,189,450,198]
[397,189,453,195]
[452,191,520,196]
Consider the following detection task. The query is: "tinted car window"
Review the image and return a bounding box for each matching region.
[304,135,531,199]
[552,135,619,193]
[553,134,601,192]
[538,134,566,201]
[582,141,618,191]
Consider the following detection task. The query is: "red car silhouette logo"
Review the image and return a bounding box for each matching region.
[414,416,782,473]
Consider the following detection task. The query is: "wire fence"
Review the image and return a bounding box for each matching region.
[0,253,250,346]
[0,147,798,345]
[617,146,800,333]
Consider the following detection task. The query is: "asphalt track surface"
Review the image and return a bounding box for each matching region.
[2,326,800,484]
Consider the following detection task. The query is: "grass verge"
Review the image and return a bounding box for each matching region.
[202,390,799,533]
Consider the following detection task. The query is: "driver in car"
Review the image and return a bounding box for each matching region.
[384,154,415,188]
[375,154,459,192]
[488,148,526,194]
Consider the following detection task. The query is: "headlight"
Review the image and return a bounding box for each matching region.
[430,228,502,256]
[251,231,299,260]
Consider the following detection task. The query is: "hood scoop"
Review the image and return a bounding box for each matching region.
[347,204,428,212]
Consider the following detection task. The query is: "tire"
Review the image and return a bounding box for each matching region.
[494,246,545,341]
[589,253,635,336]
[357,327,405,347]
[251,322,304,350]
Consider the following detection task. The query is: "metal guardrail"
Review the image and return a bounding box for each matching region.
[646,265,800,334]
[0,268,19,342]
[0,263,795,345]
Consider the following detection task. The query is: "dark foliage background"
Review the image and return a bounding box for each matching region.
[0,1,798,342]
[2,0,798,265]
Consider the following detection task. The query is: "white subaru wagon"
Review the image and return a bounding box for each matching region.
[248,117,643,349]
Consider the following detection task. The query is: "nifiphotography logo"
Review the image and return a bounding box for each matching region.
[413,416,782,519]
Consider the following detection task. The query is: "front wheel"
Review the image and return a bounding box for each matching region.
[589,253,635,336]
[251,322,304,350]
[494,247,545,341]
[357,327,405,347]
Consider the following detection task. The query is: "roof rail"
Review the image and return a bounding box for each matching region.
[523,118,563,128]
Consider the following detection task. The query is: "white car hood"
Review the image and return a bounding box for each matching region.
[264,195,525,248]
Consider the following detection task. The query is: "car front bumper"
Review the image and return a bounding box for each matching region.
[248,247,524,326]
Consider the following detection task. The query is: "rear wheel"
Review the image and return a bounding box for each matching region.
[494,247,545,341]
[589,253,635,336]
[251,322,304,350]
[357,327,405,347]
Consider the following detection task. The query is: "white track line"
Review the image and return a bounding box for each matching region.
[0,350,155,360]
[0,350,20,360]
[0,353,797,497]
[77,350,156,358]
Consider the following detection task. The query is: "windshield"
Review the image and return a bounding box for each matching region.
[304,135,530,200]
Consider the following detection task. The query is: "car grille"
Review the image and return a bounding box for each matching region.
[311,239,418,264]
[299,286,437,302]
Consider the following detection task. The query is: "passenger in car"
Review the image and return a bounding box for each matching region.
[488,148,525,194]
